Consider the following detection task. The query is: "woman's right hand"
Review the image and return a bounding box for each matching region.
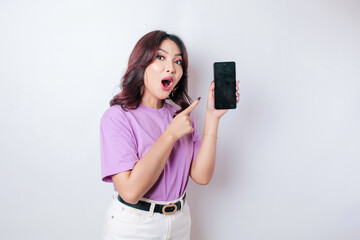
[165,98,201,140]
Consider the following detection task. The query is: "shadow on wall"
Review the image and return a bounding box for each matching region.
[187,138,242,239]
[187,80,268,239]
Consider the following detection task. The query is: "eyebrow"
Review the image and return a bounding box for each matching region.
[158,48,182,57]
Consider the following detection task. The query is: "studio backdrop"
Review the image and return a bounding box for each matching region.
[1,0,359,239]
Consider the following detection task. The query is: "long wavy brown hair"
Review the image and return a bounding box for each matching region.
[110,30,191,115]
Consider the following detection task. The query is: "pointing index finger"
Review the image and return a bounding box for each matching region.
[181,97,201,115]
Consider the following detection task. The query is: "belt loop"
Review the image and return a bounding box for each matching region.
[181,192,186,213]
[181,199,184,213]
[149,202,155,217]
[180,193,185,213]
[112,192,118,199]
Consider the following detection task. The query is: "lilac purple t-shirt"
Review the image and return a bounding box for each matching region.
[100,102,201,201]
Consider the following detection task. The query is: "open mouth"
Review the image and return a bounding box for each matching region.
[161,77,173,91]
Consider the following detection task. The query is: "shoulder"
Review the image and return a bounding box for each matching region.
[102,105,126,119]
[101,105,127,122]
[100,105,133,130]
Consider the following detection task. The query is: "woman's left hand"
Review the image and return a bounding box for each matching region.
[206,81,240,119]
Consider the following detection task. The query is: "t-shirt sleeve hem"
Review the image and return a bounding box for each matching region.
[101,161,136,183]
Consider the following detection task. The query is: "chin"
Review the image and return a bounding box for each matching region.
[157,92,171,100]
[160,95,170,100]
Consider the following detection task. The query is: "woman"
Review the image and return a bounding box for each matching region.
[100,30,239,239]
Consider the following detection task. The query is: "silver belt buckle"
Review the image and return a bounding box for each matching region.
[162,203,178,215]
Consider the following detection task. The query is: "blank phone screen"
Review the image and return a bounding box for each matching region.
[214,62,236,109]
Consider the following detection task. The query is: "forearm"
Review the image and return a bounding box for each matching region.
[190,80,238,185]
[113,131,176,203]
[191,113,220,185]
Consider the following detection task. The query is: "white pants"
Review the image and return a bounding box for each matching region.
[102,194,191,240]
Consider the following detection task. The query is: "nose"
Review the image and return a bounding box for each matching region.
[166,61,175,74]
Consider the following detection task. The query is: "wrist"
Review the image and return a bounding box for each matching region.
[206,111,221,123]
[203,113,220,137]
[162,129,179,143]
[202,133,218,139]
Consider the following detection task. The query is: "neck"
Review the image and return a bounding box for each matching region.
[141,96,163,109]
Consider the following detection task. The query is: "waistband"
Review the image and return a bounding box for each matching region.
[117,193,186,215]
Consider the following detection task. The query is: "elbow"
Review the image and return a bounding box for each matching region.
[112,172,142,204]
[194,177,211,186]
[197,180,211,186]
[119,191,141,204]
[191,162,215,186]
[191,171,213,185]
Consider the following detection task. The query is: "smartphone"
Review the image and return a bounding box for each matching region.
[213,61,236,109]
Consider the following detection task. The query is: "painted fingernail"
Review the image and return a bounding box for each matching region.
[197,97,201,101]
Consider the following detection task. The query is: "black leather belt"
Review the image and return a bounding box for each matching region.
[117,193,186,215]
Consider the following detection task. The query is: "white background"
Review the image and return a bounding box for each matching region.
[1,0,359,239]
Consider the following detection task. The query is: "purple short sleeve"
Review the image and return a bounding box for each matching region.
[100,103,202,201]
[100,108,139,182]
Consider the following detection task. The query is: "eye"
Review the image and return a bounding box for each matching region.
[156,55,165,60]
[175,60,182,65]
